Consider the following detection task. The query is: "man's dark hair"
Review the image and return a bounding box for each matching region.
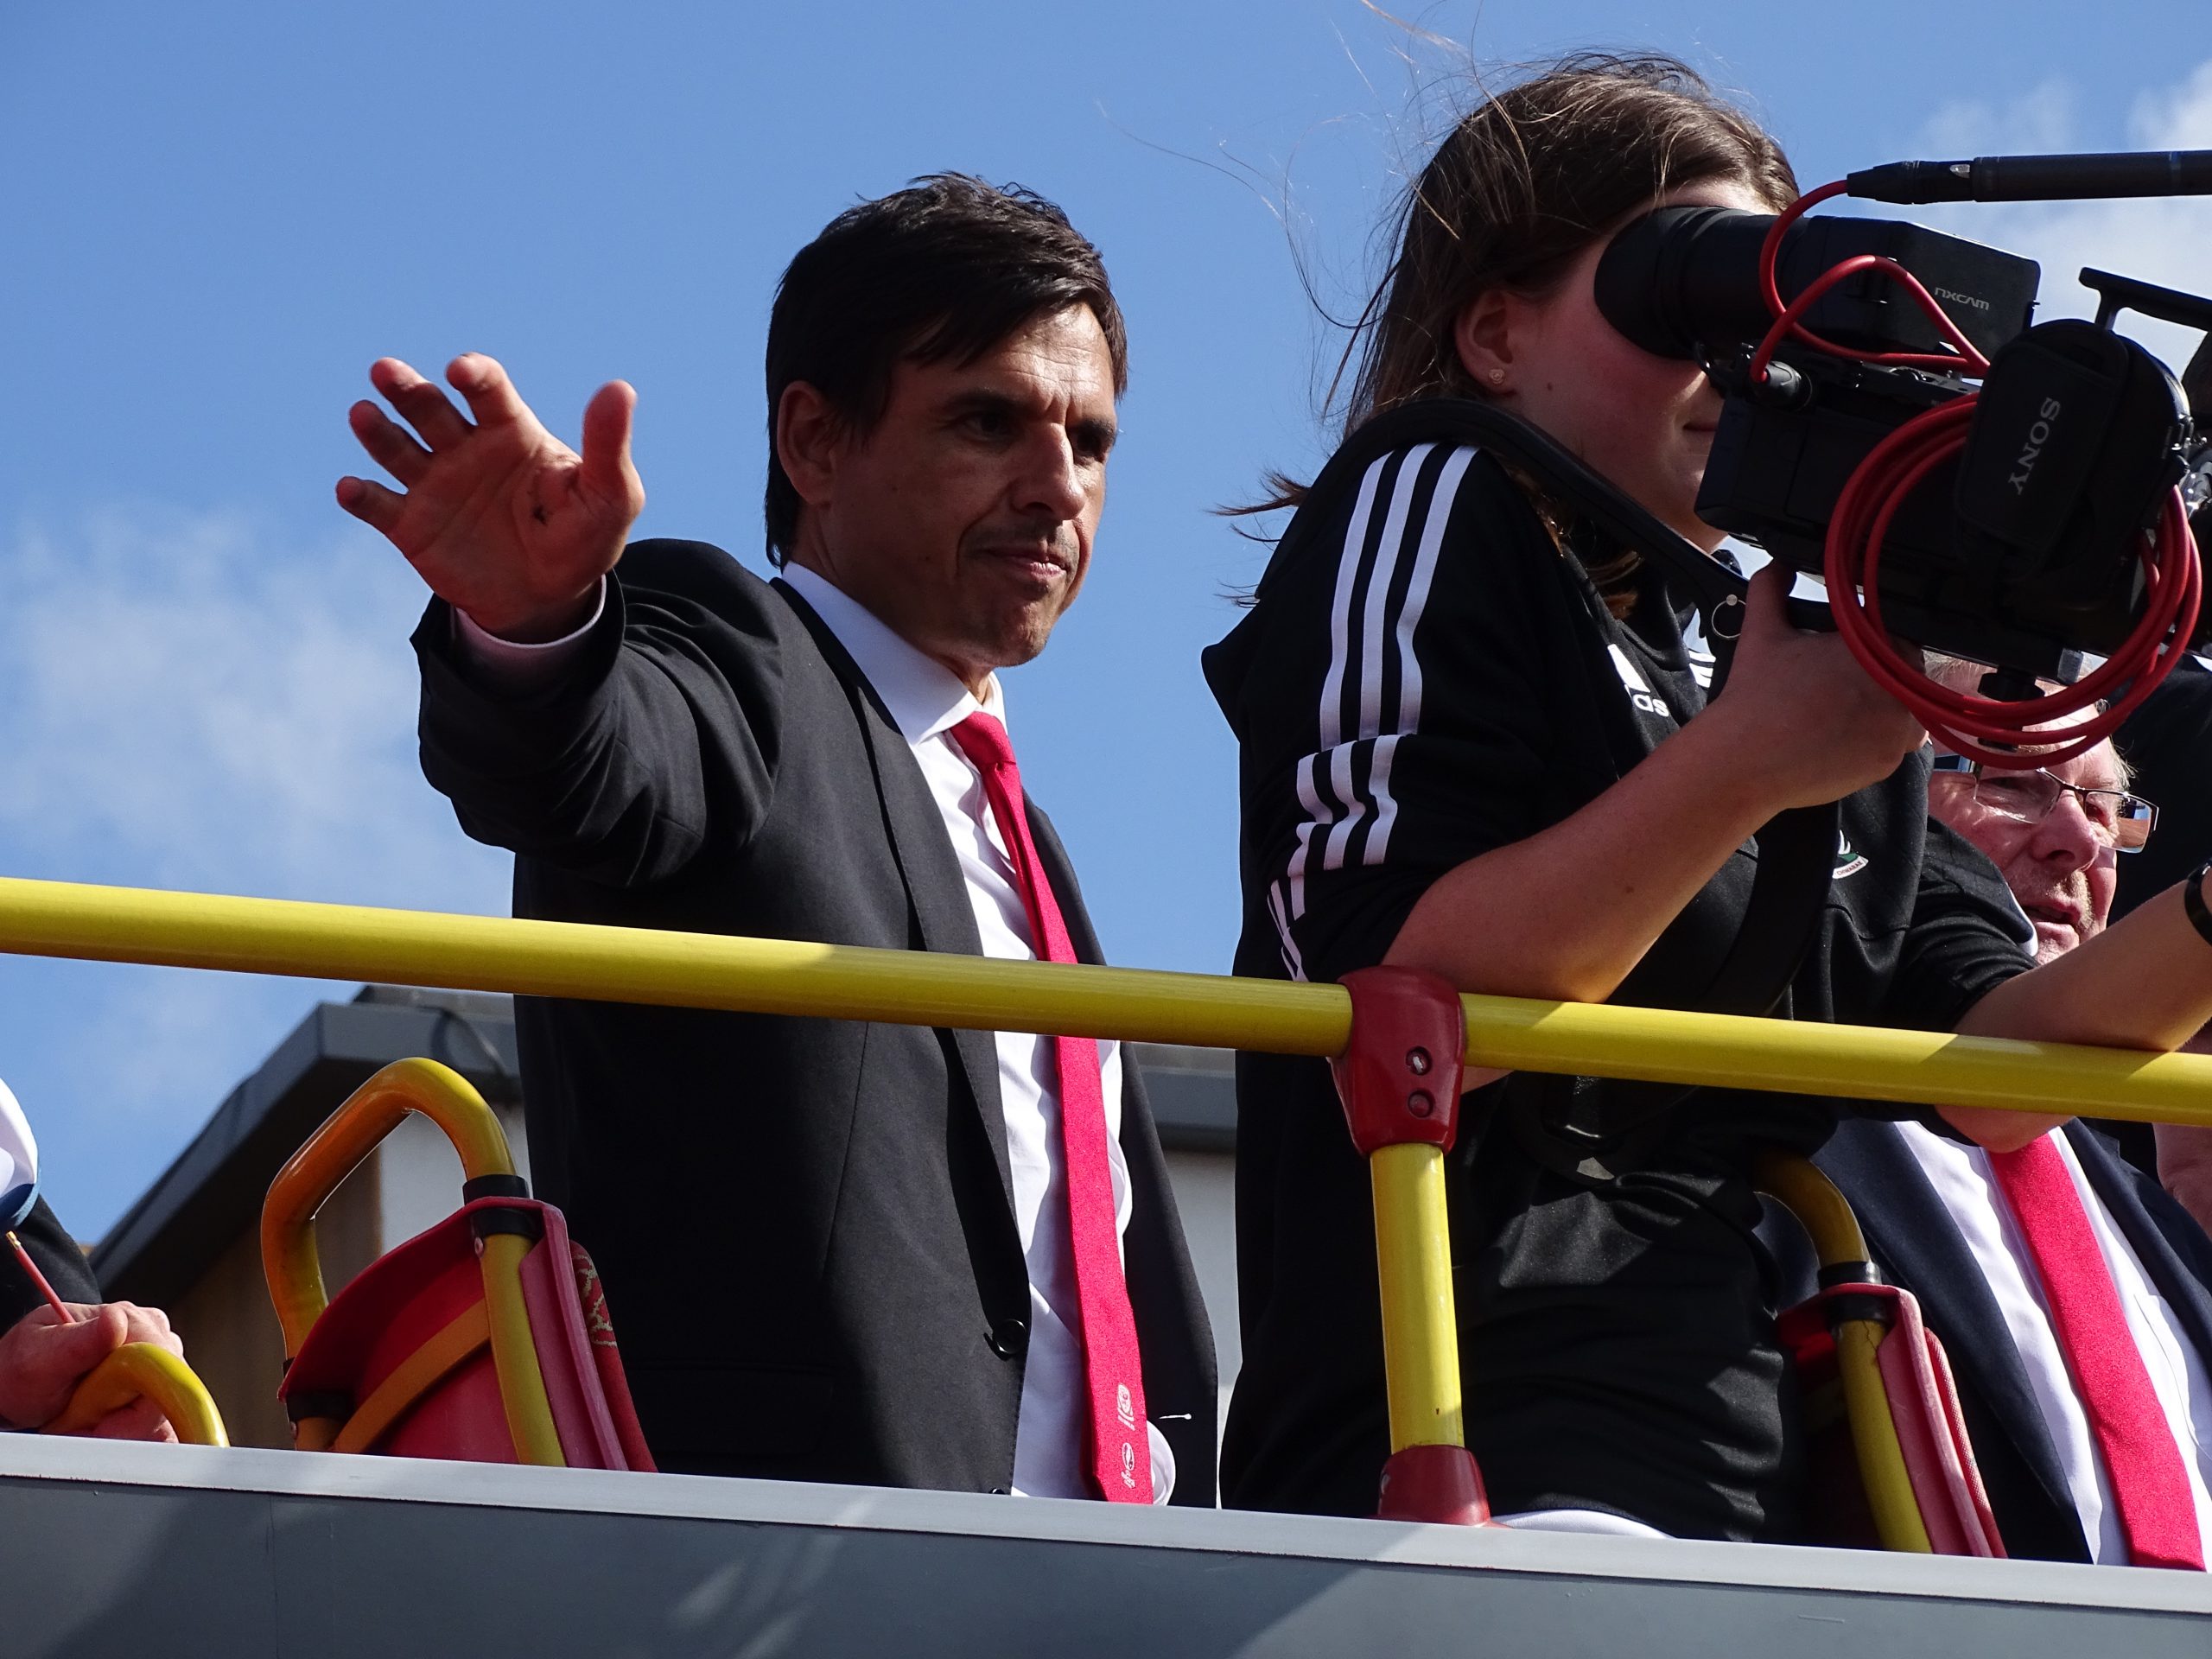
[762,174,1128,564]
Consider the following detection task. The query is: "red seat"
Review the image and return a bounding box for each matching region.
[264,1058,652,1470]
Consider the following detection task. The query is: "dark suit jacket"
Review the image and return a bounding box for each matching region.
[1,1198,99,1335]
[1771,1117,2212,1560]
[415,540,1217,1500]
[2,1198,103,1432]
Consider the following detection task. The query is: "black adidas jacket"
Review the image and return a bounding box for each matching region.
[1204,430,2031,1541]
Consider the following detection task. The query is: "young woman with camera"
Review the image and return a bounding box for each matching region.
[1206,54,2212,1542]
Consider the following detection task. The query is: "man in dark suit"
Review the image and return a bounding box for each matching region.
[335,176,1215,1502]
[1777,719,2212,1561]
[1810,1114,2212,1562]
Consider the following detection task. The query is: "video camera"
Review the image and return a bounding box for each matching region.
[1593,150,2212,694]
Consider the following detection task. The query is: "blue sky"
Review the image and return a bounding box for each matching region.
[3,2,2209,1232]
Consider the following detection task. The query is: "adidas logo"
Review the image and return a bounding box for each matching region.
[1607,645,1671,719]
[1681,613,1716,691]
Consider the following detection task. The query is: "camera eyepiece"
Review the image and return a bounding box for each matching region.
[1593,206,1778,360]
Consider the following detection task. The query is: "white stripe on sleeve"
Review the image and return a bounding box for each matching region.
[1279,447,1482,906]
[1353,444,1436,741]
[1317,454,1393,751]
[1391,445,1477,735]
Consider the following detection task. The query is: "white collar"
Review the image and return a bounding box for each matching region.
[779,563,1007,745]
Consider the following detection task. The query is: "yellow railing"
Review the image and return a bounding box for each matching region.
[4,872,2209,1521]
[0,874,2208,1125]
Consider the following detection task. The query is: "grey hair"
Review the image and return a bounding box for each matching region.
[1918,655,2130,784]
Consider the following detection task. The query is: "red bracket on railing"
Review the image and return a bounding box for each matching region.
[1331,965,1469,1155]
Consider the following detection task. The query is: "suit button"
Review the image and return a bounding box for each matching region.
[988,1316,1028,1359]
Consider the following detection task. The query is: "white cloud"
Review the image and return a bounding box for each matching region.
[1913,77,2082,159]
[0,506,509,911]
[0,507,513,1231]
[2132,60,2212,150]
[1907,60,2212,373]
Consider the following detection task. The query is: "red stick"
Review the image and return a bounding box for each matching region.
[5,1230,75,1325]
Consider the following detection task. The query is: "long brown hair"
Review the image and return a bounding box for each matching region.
[1344,53,1793,429]
[1252,52,1797,605]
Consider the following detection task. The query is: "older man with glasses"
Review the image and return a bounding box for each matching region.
[1924,746,2157,962]
[1767,706,2212,1566]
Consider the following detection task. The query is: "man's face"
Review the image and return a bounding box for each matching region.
[783,305,1117,692]
[1929,741,2125,964]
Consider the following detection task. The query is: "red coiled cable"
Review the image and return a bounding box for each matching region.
[1755,181,1990,382]
[1754,181,2202,766]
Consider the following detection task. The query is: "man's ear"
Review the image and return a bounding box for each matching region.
[1453,289,1519,395]
[775,382,845,511]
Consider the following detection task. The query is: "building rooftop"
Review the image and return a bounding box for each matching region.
[93,986,1236,1309]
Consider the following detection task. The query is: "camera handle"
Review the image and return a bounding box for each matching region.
[2079,268,2212,339]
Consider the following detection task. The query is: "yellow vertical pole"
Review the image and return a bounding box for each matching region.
[262,1060,565,1464]
[477,1231,568,1467]
[1370,1142,1465,1451]
[1758,1154,1935,1554]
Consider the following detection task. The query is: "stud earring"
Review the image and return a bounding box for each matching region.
[1486,368,1506,385]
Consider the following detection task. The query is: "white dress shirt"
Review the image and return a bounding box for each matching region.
[457,567,1169,1501]
[1897,1121,2212,1561]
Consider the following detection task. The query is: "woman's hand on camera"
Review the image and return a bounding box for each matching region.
[1705,564,1925,810]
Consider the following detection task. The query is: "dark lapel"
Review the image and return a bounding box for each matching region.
[2066,1121,2212,1370]
[1023,799,1103,967]
[1815,1119,2081,1529]
[768,578,1014,1208]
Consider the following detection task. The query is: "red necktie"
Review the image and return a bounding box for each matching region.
[950,712,1153,1503]
[1989,1134,2204,1568]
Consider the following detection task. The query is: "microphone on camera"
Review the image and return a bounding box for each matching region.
[1848,150,2212,205]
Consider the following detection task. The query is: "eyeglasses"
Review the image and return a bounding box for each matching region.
[1929,753,2158,852]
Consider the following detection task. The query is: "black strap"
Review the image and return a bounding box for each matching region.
[1706,802,1839,1020]
[1822,1290,1897,1331]
[2183,859,2212,946]
[1818,1260,1885,1291]
[467,1202,543,1243]
[284,1388,353,1424]
[1280,400,1754,637]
